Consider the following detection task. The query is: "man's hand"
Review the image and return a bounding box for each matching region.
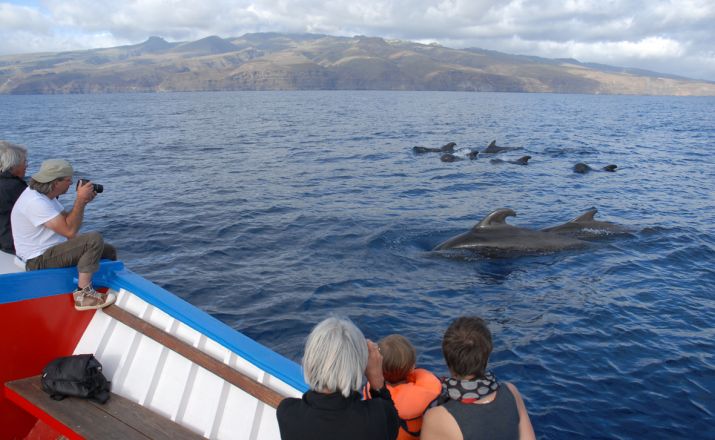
[76,180,96,205]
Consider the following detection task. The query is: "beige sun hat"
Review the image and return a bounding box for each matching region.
[32,159,73,183]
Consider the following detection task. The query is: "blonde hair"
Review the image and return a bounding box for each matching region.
[378,334,416,383]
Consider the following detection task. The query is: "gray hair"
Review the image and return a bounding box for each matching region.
[302,317,368,397]
[0,141,27,172]
[28,178,56,195]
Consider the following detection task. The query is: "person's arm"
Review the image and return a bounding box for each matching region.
[421,406,462,440]
[44,182,95,238]
[505,382,536,440]
[365,340,399,439]
[365,340,385,391]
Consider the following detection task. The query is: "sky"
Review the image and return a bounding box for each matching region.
[1,0,714,82]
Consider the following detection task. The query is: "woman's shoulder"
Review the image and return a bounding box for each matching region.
[277,396,304,415]
[502,382,521,397]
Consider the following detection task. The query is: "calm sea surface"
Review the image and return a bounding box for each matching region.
[1,91,714,439]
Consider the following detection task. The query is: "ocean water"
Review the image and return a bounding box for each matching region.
[1,91,714,439]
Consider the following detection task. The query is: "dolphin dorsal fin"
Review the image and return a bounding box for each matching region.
[476,208,516,228]
[488,140,496,148]
[571,208,598,223]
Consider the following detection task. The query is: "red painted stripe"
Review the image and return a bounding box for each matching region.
[3,385,84,440]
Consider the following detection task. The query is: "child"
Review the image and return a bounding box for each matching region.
[379,334,441,440]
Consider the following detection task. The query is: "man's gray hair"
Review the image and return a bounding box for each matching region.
[302,317,368,397]
[0,141,27,172]
[28,178,55,195]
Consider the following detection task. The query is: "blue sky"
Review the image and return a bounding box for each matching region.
[1,0,714,82]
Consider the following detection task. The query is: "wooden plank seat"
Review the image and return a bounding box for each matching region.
[5,375,205,439]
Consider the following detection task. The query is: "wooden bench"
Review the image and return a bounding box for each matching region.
[5,375,205,439]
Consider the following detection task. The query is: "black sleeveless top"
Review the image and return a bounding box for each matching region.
[442,384,519,440]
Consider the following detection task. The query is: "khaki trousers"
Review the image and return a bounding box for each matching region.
[25,231,117,274]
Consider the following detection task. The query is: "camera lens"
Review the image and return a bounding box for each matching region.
[93,184,104,193]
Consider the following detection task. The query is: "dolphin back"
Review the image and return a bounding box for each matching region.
[483,140,498,153]
[543,208,632,238]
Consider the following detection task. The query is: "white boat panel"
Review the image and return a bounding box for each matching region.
[218,384,261,439]
[99,312,142,383]
[120,288,152,316]
[73,307,114,356]
[230,352,265,381]
[265,374,303,399]
[179,353,227,436]
[148,348,196,420]
[175,320,203,347]
[146,297,178,330]
[256,405,281,440]
[114,328,166,403]
[203,335,232,363]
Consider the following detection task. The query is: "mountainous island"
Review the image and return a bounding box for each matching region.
[1,33,714,95]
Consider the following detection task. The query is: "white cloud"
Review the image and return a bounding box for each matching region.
[0,0,713,81]
[0,3,52,32]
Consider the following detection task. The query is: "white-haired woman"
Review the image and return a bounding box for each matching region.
[0,141,28,254]
[277,317,399,440]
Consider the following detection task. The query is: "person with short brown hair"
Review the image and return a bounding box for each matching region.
[421,317,536,440]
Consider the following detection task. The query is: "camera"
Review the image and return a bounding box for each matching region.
[77,178,104,193]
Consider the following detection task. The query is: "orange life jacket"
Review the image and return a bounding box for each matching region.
[387,368,442,440]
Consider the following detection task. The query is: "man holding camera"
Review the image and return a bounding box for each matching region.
[11,159,117,311]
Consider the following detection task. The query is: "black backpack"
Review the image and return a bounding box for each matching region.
[41,354,111,404]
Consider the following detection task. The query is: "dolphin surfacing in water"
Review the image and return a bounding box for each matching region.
[541,208,632,239]
[433,208,586,256]
[413,142,457,154]
[482,140,522,154]
[574,163,617,173]
[440,149,479,162]
[490,155,531,165]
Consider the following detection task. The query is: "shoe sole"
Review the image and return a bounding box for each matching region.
[74,293,117,311]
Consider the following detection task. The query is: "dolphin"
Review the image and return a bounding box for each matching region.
[541,208,632,239]
[413,142,457,154]
[574,163,617,173]
[433,208,587,256]
[440,149,479,162]
[490,155,531,165]
[440,153,460,162]
[482,140,522,154]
